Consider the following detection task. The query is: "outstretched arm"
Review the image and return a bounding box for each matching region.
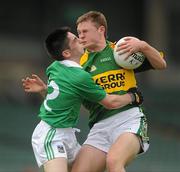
[116,36,167,69]
[99,88,143,109]
[22,74,47,97]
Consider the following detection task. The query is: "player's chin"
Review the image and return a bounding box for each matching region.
[80,50,85,56]
[82,49,85,54]
[82,41,92,48]
[82,43,88,49]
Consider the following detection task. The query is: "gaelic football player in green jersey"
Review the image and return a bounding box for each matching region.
[22,27,143,172]
[70,11,167,172]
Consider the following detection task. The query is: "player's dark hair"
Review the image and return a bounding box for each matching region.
[45,26,71,61]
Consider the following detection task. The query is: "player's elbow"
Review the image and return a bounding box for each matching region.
[104,104,115,110]
[161,60,167,69]
[155,60,167,70]
[102,102,119,110]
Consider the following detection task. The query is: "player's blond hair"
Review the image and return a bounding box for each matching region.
[76,11,108,38]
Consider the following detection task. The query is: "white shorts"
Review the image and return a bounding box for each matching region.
[32,120,81,167]
[84,107,149,154]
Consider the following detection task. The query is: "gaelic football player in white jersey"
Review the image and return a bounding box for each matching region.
[22,27,143,172]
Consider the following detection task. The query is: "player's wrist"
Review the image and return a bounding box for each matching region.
[127,87,143,106]
[128,92,135,104]
[140,41,148,52]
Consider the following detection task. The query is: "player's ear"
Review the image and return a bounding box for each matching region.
[98,26,105,34]
[62,49,71,59]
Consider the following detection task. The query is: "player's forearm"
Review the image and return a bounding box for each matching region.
[100,94,132,109]
[140,41,167,69]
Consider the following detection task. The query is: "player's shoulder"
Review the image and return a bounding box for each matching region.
[80,50,89,66]
[76,68,90,77]
[73,68,91,83]
[107,40,116,49]
[46,61,58,73]
[47,61,59,69]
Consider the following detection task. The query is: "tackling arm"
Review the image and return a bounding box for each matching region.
[99,88,143,109]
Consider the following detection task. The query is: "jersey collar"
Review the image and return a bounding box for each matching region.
[59,60,82,68]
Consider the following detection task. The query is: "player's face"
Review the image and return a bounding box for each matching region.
[67,32,84,58]
[77,20,103,50]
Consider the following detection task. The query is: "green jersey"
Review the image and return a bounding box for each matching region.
[39,60,106,128]
[80,41,153,128]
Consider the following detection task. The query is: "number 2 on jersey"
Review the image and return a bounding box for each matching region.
[44,80,59,111]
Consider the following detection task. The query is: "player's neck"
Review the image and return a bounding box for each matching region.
[69,56,81,64]
[73,58,80,64]
[88,39,106,52]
